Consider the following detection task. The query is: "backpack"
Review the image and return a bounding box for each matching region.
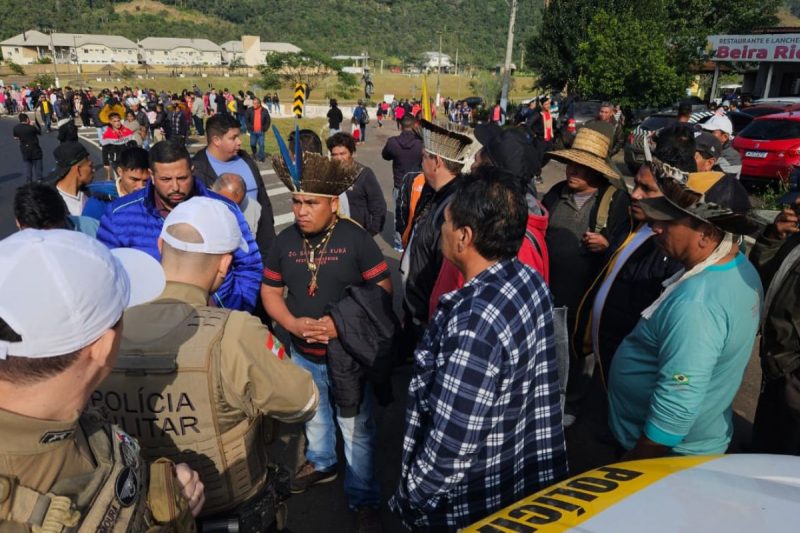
[361,106,370,124]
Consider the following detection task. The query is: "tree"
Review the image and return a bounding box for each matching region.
[468,71,511,104]
[257,51,340,92]
[527,0,781,96]
[577,10,688,108]
[32,73,55,88]
[526,0,599,93]
[227,56,245,74]
[334,70,359,99]
[120,66,136,80]
[8,61,25,76]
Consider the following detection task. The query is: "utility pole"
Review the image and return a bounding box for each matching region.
[436,30,443,108]
[47,29,59,88]
[454,33,459,77]
[499,0,518,113]
[519,44,525,73]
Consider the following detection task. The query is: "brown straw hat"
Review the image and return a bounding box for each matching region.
[547,121,623,188]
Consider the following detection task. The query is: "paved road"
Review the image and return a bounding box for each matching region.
[0,116,762,532]
[0,116,103,235]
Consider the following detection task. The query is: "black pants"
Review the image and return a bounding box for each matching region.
[751,370,800,455]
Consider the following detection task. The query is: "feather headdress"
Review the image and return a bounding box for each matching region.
[271,126,359,197]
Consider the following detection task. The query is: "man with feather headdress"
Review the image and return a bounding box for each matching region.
[261,130,392,533]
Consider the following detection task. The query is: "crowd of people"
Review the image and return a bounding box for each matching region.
[1,80,798,533]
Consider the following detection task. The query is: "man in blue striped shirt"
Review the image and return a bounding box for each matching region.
[390,167,568,530]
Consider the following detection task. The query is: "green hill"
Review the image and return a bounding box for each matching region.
[0,0,542,69]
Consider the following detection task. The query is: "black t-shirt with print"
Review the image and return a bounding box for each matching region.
[263,217,389,360]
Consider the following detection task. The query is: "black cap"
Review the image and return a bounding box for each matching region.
[695,131,722,159]
[474,123,539,181]
[539,95,551,104]
[51,141,90,181]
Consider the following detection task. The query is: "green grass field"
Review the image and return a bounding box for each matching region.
[1,65,539,107]
[243,117,328,157]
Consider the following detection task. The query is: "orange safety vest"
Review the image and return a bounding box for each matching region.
[402,173,426,247]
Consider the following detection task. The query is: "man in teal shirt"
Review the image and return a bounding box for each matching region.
[609,145,763,459]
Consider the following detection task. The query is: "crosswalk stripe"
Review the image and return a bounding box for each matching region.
[273,212,295,226]
[260,169,275,176]
[267,187,290,197]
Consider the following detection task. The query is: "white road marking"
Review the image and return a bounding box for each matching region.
[260,169,275,176]
[267,187,290,197]
[78,134,102,149]
[273,212,295,226]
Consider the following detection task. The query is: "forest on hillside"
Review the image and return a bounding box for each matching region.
[0,0,542,68]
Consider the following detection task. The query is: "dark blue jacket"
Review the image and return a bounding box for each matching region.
[82,181,119,220]
[96,178,262,311]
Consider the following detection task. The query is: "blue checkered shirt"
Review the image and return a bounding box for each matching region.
[389,259,568,530]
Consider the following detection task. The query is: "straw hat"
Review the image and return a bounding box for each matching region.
[547,121,623,187]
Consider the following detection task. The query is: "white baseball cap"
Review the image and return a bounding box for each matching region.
[0,230,165,360]
[701,114,733,135]
[160,197,247,254]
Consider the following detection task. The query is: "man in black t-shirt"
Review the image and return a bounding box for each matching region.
[12,113,43,182]
[261,148,391,531]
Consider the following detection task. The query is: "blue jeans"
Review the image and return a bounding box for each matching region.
[291,348,381,509]
[192,115,205,135]
[250,131,265,161]
[22,159,43,182]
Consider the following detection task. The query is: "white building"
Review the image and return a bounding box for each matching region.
[220,36,301,66]
[137,37,222,66]
[0,30,138,65]
[422,51,452,72]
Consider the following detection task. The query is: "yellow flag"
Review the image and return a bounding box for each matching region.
[422,74,431,121]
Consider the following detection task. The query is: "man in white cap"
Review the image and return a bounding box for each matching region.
[96,197,319,532]
[700,114,741,180]
[0,229,204,531]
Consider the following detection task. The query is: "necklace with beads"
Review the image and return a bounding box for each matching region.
[302,218,338,297]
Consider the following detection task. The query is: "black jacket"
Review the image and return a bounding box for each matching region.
[192,149,276,263]
[326,284,399,417]
[572,230,682,377]
[751,232,800,380]
[327,106,343,129]
[404,177,460,324]
[345,164,387,236]
[381,130,423,188]
[245,106,271,133]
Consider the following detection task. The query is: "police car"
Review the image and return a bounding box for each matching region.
[465,454,800,532]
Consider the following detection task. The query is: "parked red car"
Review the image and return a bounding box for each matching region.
[733,112,800,182]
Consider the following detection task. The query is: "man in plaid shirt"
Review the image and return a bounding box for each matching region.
[390,167,568,530]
